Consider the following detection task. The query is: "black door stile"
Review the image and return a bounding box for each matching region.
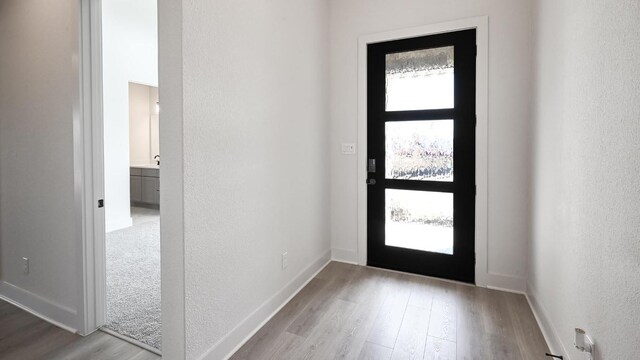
[366,30,476,283]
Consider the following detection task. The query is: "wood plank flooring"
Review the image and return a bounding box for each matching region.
[1,262,549,360]
[232,262,549,360]
[0,300,159,360]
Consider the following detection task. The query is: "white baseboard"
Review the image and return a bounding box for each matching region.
[331,247,359,264]
[0,281,78,333]
[330,249,526,294]
[195,249,332,360]
[486,272,526,293]
[526,283,571,360]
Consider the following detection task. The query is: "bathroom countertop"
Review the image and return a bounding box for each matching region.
[130,164,160,169]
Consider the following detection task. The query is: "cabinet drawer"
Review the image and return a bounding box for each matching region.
[130,167,142,176]
[141,168,159,177]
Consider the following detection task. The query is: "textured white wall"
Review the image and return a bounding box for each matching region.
[0,0,85,330]
[329,0,534,288]
[529,0,640,358]
[102,0,158,232]
[181,0,330,358]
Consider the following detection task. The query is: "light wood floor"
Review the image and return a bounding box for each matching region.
[232,262,549,360]
[1,262,549,360]
[0,300,158,360]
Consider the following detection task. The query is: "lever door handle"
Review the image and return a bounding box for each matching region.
[366,178,376,185]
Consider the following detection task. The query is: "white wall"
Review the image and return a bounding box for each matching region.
[0,0,85,331]
[179,0,331,358]
[102,0,158,232]
[329,0,534,289]
[529,0,640,358]
[150,86,160,161]
[129,83,151,165]
[128,82,159,166]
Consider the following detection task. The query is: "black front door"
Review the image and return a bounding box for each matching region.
[366,29,476,283]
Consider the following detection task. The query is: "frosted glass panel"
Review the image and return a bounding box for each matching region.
[385,120,453,182]
[385,189,453,255]
[386,46,454,111]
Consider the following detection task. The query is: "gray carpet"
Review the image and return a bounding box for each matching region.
[106,217,161,350]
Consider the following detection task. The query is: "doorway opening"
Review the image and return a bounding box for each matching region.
[100,0,161,352]
[366,30,476,283]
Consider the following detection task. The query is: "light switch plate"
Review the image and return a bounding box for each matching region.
[341,143,356,155]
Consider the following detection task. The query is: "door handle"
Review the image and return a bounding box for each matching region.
[366,178,376,185]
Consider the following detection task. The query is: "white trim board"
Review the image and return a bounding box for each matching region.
[486,273,526,293]
[0,281,79,334]
[356,17,490,287]
[526,284,571,360]
[78,0,106,336]
[195,249,332,360]
[331,247,359,265]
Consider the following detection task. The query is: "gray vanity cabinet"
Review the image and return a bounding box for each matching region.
[130,167,159,206]
[141,176,159,204]
[130,175,143,202]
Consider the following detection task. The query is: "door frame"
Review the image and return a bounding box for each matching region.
[78,1,163,349]
[356,17,489,287]
[78,0,106,334]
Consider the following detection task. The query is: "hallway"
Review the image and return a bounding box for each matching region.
[1,261,549,359]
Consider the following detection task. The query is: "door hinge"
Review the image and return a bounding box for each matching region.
[98,199,104,208]
[475,44,478,56]
[474,115,477,126]
[474,253,476,265]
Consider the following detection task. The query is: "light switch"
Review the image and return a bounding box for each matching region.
[341,143,356,155]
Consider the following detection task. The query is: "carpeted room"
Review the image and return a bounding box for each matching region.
[106,207,161,350]
[100,0,162,349]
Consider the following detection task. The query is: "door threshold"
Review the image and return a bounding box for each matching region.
[100,326,162,356]
[365,263,477,288]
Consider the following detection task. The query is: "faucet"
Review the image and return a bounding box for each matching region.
[154,155,160,165]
